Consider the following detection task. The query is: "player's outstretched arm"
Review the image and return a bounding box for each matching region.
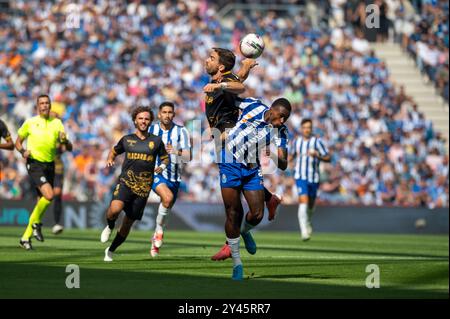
[203,81,245,95]
[236,58,258,83]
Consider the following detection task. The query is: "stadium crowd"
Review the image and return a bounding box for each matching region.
[401,0,449,102]
[0,0,448,208]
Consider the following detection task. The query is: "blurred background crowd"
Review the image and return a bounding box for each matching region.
[0,0,448,208]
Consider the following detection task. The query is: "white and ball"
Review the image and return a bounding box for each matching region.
[239,33,265,59]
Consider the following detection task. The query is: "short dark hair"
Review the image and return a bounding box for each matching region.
[131,106,154,122]
[37,94,51,104]
[301,118,312,126]
[271,98,292,113]
[159,101,175,111]
[212,47,236,72]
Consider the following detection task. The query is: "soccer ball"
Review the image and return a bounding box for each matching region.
[239,33,265,59]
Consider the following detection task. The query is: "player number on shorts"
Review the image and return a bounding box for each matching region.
[65,264,80,289]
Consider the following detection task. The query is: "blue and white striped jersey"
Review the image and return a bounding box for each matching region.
[291,135,328,183]
[149,122,191,182]
[225,97,288,165]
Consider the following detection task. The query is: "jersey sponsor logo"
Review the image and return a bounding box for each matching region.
[127,152,154,162]
[149,141,154,150]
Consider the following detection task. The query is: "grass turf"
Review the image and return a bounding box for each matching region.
[0,226,448,298]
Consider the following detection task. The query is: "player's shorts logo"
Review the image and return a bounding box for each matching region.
[154,177,160,184]
[40,176,47,183]
[221,174,227,184]
[149,141,154,150]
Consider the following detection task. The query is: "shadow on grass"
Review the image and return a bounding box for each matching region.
[0,263,447,299]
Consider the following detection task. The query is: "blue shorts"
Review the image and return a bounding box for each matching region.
[296,179,319,198]
[218,162,264,191]
[152,175,180,202]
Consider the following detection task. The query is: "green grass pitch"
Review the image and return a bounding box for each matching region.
[0,226,448,298]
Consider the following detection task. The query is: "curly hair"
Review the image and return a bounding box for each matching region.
[131,106,154,123]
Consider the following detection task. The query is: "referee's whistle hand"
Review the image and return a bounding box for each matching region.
[22,151,30,159]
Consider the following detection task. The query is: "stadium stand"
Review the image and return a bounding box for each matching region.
[0,0,448,208]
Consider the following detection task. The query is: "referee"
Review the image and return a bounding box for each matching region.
[15,94,72,250]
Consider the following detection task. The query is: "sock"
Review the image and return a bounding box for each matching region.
[298,203,308,237]
[155,203,170,233]
[36,197,52,223]
[307,207,315,220]
[22,197,52,240]
[241,213,256,234]
[53,194,62,224]
[107,218,116,230]
[263,187,272,202]
[109,233,126,252]
[227,237,242,267]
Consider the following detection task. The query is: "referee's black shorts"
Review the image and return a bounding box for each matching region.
[26,158,55,196]
[111,182,149,221]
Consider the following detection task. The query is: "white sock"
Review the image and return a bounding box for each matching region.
[227,237,242,267]
[298,204,308,237]
[155,204,170,233]
[240,219,255,234]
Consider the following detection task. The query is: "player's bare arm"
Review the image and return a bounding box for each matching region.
[15,136,30,159]
[0,139,14,150]
[0,130,14,150]
[165,142,191,162]
[236,58,258,83]
[155,154,170,174]
[203,81,245,95]
[268,147,288,171]
[106,149,117,167]
[308,149,331,163]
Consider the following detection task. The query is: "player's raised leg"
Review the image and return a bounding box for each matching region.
[101,199,124,243]
[264,187,282,221]
[241,188,265,255]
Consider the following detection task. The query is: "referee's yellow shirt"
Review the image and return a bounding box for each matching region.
[18,116,66,163]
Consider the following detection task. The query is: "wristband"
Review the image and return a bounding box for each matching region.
[159,164,167,171]
[220,82,228,90]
